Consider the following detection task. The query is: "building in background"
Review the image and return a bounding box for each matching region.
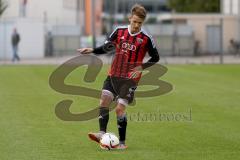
[222,0,239,15]
[157,13,239,55]
[152,0,240,56]
[1,0,103,35]
[102,0,170,33]
[222,0,240,41]
[1,0,240,59]
[0,0,103,59]
[100,0,240,56]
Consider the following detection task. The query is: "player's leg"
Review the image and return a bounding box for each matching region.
[115,100,128,148]
[98,90,114,133]
[88,76,116,143]
[88,90,113,143]
[98,76,116,133]
[115,81,136,149]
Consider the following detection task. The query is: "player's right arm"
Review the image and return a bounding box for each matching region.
[77,48,94,54]
[77,41,115,55]
[77,28,118,55]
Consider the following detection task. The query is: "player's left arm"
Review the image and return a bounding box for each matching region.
[141,37,160,70]
[129,37,159,79]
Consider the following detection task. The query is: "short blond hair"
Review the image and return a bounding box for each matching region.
[131,4,147,20]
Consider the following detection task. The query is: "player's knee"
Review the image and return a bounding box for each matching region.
[115,108,123,116]
[100,95,112,107]
[115,105,125,116]
[100,98,111,107]
[100,90,114,107]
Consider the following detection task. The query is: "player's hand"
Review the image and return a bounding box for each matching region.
[77,48,94,54]
[128,66,143,79]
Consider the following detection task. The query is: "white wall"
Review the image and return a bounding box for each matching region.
[1,0,82,60]
[0,21,14,60]
[0,19,45,60]
[222,0,240,15]
[16,19,45,58]
[3,0,78,25]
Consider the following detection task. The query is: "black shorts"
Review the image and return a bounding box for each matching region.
[102,76,137,104]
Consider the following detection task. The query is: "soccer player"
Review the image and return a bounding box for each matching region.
[77,4,159,149]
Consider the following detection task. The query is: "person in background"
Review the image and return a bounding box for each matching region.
[11,28,21,62]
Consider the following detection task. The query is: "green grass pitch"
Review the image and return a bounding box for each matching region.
[0,64,240,160]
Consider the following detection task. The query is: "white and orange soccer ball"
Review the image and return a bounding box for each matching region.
[99,133,119,150]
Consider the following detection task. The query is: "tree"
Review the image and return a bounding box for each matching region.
[168,0,220,13]
[0,0,7,17]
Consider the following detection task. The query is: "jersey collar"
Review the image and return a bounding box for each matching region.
[128,25,142,36]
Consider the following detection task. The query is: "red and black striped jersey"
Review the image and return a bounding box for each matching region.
[93,25,159,81]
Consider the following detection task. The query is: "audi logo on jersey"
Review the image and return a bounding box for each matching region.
[121,42,136,52]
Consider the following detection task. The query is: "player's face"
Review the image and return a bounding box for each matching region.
[129,15,144,34]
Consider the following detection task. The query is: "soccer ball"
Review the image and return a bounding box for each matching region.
[100,133,119,150]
